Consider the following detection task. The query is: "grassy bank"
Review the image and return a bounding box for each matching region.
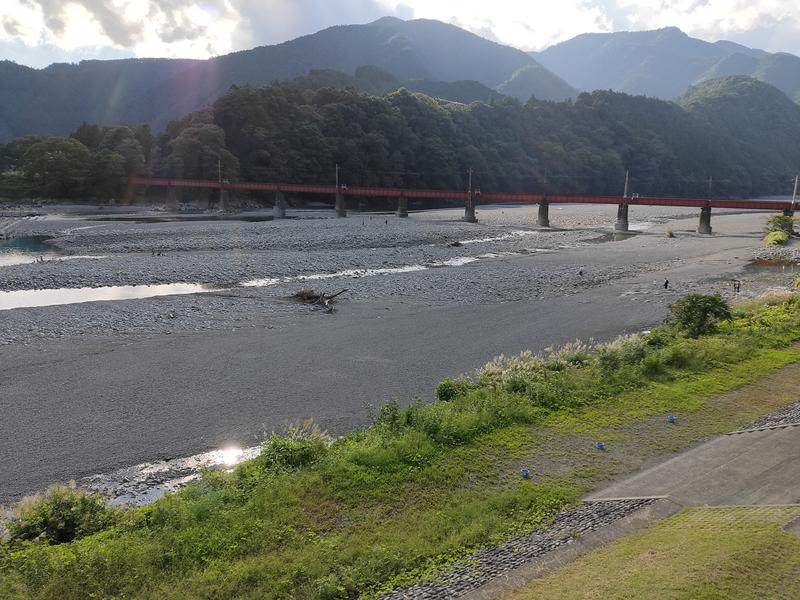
[506,506,800,599]
[2,294,800,599]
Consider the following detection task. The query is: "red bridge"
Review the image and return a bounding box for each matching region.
[132,177,794,234]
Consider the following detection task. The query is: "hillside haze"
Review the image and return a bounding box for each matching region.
[535,27,800,102]
[0,17,576,141]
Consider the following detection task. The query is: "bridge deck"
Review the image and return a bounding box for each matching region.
[132,177,792,212]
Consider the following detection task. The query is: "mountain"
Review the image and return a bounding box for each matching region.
[0,17,575,141]
[535,27,800,102]
[286,66,503,103]
[680,76,800,178]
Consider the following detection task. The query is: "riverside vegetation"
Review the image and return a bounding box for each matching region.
[2,293,800,598]
[763,214,796,246]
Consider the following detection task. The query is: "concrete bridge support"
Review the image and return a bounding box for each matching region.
[615,203,629,232]
[335,191,347,218]
[698,205,712,235]
[537,201,550,228]
[397,196,408,218]
[166,185,178,210]
[273,190,287,219]
[463,194,477,223]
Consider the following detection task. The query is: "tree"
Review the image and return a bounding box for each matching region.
[99,127,146,179]
[70,122,104,150]
[161,124,239,181]
[22,137,92,198]
[666,294,732,338]
[90,150,127,199]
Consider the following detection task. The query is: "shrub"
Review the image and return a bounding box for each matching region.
[374,399,402,432]
[7,485,116,545]
[764,230,789,246]
[665,227,675,238]
[666,293,732,338]
[640,353,665,378]
[595,346,620,373]
[435,378,472,402]
[644,329,673,348]
[766,215,794,235]
[662,345,693,369]
[258,422,329,471]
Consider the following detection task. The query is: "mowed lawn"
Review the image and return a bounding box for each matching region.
[506,505,800,600]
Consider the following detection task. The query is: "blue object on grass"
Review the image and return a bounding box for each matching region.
[595,441,606,450]
[520,468,531,479]
[667,415,677,424]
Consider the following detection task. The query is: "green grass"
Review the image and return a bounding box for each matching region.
[2,294,800,599]
[506,506,800,600]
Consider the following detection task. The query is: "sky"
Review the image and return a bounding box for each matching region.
[2,0,800,68]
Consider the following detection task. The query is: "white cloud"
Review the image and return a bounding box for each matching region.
[1,0,800,67]
[383,0,613,51]
[386,0,800,53]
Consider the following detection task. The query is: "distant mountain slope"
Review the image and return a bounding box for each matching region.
[535,27,800,102]
[496,64,576,102]
[680,76,800,175]
[287,66,503,103]
[0,17,574,141]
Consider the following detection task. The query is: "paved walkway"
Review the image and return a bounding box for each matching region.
[590,422,800,506]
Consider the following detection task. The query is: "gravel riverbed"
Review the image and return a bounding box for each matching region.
[1,204,777,347]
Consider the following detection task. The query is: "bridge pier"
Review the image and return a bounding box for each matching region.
[697,205,713,235]
[397,196,408,218]
[615,203,629,231]
[166,185,178,210]
[273,190,287,219]
[537,201,550,228]
[463,194,477,223]
[335,191,347,217]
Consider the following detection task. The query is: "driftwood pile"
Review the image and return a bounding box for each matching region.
[291,289,348,313]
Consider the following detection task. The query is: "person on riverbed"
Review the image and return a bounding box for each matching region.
[664,279,670,289]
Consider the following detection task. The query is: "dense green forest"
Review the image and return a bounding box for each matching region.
[2,75,799,202]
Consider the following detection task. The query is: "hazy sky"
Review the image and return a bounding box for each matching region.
[2,0,800,68]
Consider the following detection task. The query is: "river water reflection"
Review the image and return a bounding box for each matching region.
[0,236,62,266]
[0,283,218,311]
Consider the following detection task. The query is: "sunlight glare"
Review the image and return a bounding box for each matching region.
[215,446,244,467]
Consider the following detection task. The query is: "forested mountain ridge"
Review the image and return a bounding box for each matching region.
[5,75,800,202]
[680,76,800,183]
[282,65,503,103]
[0,17,576,142]
[534,27,800,102]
